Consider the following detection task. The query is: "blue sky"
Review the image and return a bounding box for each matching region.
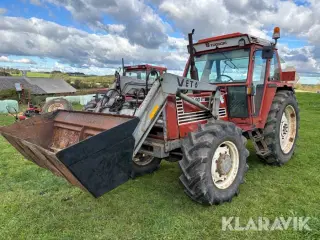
[0,0,319,84]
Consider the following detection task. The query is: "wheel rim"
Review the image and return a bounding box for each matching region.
[211,141,239,189]
[47,103,65,112]
[280,105,297,154]
[133,153,154,166]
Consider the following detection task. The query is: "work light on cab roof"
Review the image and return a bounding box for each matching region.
[273,27,281,40]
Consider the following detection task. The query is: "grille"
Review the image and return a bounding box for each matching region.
[176,98,227,125]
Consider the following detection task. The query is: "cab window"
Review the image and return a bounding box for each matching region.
[269,52,280,81]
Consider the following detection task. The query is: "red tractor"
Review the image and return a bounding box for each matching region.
[0,27,299,205]
[123,64,167,80]
[84,64,167,112]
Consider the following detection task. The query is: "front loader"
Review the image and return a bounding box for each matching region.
[0,27,299,205]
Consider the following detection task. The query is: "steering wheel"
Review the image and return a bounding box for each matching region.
[220,74,234,82]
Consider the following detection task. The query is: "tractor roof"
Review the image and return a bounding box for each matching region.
[193,32,272,53]
[124,64,167,71]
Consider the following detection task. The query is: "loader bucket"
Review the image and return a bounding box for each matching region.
[0,110,139,198]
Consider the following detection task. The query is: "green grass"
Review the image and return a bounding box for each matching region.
[71,103,84,111]
[9,73,22,77]
[68,75,114,83]
[26,72,52,78]
[26,71,114,84]
[0,93,319,239]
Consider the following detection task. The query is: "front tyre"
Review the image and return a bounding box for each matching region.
[260,90,300,165]
[131,153,162,177]
[179,120,249,205]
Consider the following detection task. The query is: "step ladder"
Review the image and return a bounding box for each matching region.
[248,129,271,158]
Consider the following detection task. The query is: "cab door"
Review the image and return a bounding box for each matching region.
[250,49,267,118]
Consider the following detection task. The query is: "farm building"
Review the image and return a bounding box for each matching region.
[0,76,76,95]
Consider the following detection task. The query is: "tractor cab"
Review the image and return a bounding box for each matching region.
[184,28,296,130]
[124,64,167,82]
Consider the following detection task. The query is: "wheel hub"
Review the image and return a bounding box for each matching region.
[133,153,154,166]
[280,115,289,139]
[211,141,240,189]
[47,103,64,112]
[216,154,232,175]
[279,105,297,154]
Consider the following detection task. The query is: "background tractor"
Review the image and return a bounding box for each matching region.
[83,64,167,112]
[0,27,299,205]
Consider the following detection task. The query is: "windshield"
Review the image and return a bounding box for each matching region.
[124,69,159,82]
[125,70,147,80]
[187,48,250,83]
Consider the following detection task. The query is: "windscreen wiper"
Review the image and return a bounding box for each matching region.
[219,52,238,70]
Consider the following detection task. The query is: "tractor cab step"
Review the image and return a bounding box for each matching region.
[248,129,271,158]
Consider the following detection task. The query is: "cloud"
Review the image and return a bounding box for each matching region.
[0,16,187,72]
[158,0,320,73]
[223,0,276,15]
[0,56,37,64]
[30,0,42,6]
[159,0,269,40]
[0,8,7,15]
[104,24,126,34]
[1,0,320,76]
[278,44,320,73]
[44,0,169,48]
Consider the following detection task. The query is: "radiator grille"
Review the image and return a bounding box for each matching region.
[176,98,227,125]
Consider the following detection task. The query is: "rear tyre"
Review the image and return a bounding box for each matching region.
[131,153,162,177]
[260,90,300,165]
[179,120,249,205]
[42,98,72,113]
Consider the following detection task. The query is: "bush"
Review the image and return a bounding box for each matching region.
[0,72,12,76]
[0,89,18,100]
[31,95,48,106]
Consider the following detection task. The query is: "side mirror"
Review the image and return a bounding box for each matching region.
[262,46,274,59]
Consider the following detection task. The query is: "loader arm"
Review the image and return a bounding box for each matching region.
[132,73,217,156]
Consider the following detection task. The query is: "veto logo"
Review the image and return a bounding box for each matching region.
[177,77,198,89]
[205,41,227,48]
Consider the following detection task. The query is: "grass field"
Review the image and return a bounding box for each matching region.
[0,92,319,239]
[26,71,114,84]
[26,72,52,78]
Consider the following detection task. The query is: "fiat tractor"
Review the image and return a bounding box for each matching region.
[83,64,167,112]
[0,27,299,205]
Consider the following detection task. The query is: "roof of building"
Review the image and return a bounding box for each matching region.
[0,77,76,94]
[25,78,76,94]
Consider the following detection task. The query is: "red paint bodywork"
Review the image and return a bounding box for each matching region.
[165,96,179,140]
[197,32,243,44]
[124,64,167,75]
[161,33,295,140]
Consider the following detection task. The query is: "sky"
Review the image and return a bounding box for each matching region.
[0,0,319,84]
